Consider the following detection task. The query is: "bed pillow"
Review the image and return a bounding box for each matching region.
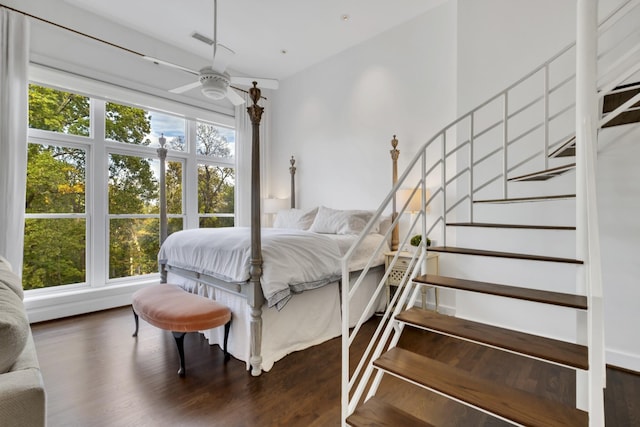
[273,207,318,230]
[309,206,379,235]
[378,215,392,237]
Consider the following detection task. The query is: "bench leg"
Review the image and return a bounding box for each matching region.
[172,331,187,377]
[132,307,139,337]
[223,320,231,363]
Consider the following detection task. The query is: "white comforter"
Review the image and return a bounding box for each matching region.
[158,227,388,310]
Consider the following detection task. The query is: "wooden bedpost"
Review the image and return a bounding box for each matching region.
[289,156,296,208]
[247,82,265,376]
[158,135,169,283]
[158,135,168,246]
[390,135,400,251]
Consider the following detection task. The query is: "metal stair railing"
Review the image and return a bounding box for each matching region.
[341,1,640,425]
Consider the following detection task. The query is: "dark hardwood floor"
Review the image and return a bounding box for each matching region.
[31,307,640,426]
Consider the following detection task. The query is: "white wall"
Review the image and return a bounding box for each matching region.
[597,126,640,370]
[457,0,576,113]
[270,2,458,210]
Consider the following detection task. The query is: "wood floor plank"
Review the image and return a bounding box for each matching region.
[346,397,435,427]
[604,366,640,426]
[396,308,588,369]
[374,347,588,427]
[413,274,588,309]
[29,307,640,426]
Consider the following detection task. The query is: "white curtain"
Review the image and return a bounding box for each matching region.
[0,8,29,273]
[235,90,270,227]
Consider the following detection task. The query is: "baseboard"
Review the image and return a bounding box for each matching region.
[24,278,158,323]
[606,348,640,373]
[413,300,456,316]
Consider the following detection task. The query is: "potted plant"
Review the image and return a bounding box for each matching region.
[410,234,431,248]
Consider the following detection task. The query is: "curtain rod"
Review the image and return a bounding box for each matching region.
[0,3,143,57]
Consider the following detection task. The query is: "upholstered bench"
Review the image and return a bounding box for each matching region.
[131,284,232,377]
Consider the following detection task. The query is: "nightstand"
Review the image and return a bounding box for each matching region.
[384,250,439,310]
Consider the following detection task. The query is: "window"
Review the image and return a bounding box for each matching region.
[108,153,160,279]
[24,83,235,291]
[24,144,87,289]
[197,121,235,227]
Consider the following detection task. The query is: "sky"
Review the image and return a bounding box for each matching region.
[147,111,235,149]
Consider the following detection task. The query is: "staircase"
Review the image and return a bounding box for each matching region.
[341,1,640,426]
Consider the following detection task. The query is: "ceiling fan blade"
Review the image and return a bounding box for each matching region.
[169,81,202,94]
[226,87,245,106]
[143,56,199,76]
[230,76,279,90]
[211,44,235,74]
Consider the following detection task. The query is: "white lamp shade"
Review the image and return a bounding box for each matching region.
[397,188,430,213]
[263,198,289,214]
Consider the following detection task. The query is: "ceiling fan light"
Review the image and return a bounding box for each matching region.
[201,82,226,100]
[200,70,230,100]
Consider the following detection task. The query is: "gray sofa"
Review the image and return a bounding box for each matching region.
[0,256,46,427]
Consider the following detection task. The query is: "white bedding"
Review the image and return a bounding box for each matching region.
[160,227,389,372]
[328,233,387,271]
[168,267,385,372]
[159,227,388,309]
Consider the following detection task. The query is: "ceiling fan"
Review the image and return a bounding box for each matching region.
[147,0,278,106]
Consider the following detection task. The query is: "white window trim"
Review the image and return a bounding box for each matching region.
[24,69,238,322]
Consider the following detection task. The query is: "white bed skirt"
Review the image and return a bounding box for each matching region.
[166,268,384,372]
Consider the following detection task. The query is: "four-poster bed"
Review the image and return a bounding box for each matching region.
[156,84,390,375]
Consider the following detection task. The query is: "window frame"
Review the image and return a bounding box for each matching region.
[25,73,237,294]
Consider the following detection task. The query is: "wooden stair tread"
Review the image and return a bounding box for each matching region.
[427,246,584,264]
[549,136,576,158]
[602,109,640,128]
[413,274,587,309]
[446,222,576,230]
[396,308,588,369]
[374,348,588,427]
[508,163,576,182]
[602,83,640,128]
[346,396,434,427]
[474,194,575,203]
[603,83,640,113]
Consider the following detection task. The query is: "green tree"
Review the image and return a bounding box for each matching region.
[25,145,85,214]
[166,137,184,216]
[28,85,89,136]
[105,103,157,279]
[24,85,90,289]
[24,85,157,287]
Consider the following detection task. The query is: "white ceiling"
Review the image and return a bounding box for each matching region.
[62,0,447,82]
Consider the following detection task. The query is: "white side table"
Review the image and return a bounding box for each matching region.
[384,251,439,310]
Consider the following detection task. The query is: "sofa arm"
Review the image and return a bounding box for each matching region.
[0,368,45,427]
[0,332,45,427]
